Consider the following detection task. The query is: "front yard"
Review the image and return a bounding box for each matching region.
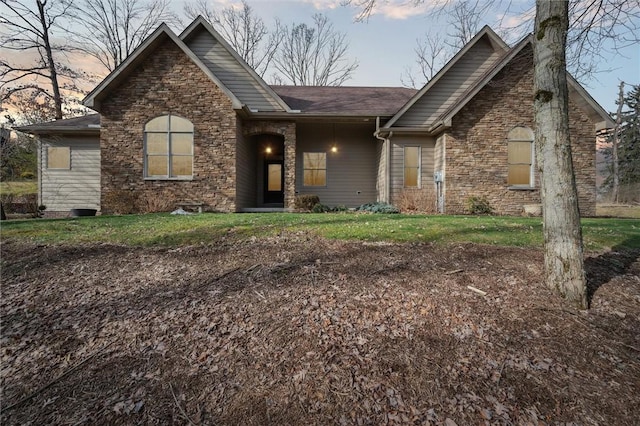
[1,214,639,424]
[1,212,639,251]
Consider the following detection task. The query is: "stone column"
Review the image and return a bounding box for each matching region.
[282,122,297,209]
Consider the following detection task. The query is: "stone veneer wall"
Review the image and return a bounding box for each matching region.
[242,121,296,209]
[443,46,596,216]
[99,38,238,213]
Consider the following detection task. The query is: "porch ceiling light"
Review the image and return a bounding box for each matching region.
[331,146,338,153]
[265,146,272,154]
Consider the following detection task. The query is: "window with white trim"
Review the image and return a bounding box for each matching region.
[144,115,193,179]
[303,152,326,186]
[507,127,534,187]
[403,146,420,188]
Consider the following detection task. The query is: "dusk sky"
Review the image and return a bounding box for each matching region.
[232,0,639,113]
[1,0,638,116]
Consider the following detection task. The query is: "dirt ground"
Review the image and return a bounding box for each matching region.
[1,235,639,425]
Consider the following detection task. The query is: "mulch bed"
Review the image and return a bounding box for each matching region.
[1,235,639,425]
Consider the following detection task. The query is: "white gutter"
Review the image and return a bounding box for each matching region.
[374,116,393,204]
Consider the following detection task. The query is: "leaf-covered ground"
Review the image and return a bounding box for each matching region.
[1,235,639,425]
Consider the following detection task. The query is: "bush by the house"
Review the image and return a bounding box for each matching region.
[103,190,139,215]
[0,193,39,217]
[395,188,436,213]
[355,202,400,214]
[467,196,494,215]
[295,194,320,211]
[136,192,177,213]
[312,203,330,213]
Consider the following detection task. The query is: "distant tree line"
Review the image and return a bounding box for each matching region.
[604,83,640,203]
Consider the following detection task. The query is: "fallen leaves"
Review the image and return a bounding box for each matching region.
[1,238,639,425]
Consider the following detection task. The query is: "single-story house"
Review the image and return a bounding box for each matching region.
[19,16,613,217]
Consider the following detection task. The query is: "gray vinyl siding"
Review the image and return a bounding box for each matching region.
[389,135,435,201]
[395,37,501,128]
[434,134,446,213]
[187,29,284,112]
[235,121,256,210]
[375,139,387,202]
[40,135,100,212]
[295,122,377,207]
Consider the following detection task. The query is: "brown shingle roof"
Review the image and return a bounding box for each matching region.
[16,114,100,134]
[271,86,417,116]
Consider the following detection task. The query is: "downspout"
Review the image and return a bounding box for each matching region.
[374,117,392,204]
[38,137,43,211]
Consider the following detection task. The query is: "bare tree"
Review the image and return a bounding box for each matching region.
[184,0,281,77]
[401,32,450,88]
[402,0,489,88]
[0,0,76,119]
[273,13,358,86]
[447,0,491,48]
[346,0,640,82]
[70,0,178,72]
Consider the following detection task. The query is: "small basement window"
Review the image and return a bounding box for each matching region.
[47,146,70,169]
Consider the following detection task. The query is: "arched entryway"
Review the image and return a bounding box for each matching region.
[251,133,285,206]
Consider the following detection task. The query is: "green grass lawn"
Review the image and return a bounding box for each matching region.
[596,204,640,219]
[1,213,638,251]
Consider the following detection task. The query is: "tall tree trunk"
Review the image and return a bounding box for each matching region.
[37,0,63,120]
[533,0,587,309]
[612,81,624,203]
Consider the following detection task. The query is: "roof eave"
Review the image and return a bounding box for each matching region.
[567,75,615,129]
[377,125,448,137]
[16,126,101,136]
[248,111,389,121]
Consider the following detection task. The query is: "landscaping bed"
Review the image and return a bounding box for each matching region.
[1,235,639,425]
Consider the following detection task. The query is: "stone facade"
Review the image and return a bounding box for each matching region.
[99,38,238,213]
[242,121,296,209]
[96,36,597,216]
[443,46,596,216]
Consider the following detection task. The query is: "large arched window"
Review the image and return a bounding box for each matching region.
[507,126,534,187]
[144,115,193,179]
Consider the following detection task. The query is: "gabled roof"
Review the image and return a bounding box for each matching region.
[566,74,615,130]
[16,114,100,135]
[430,35,614,132]
[427,34,533,132]
[83,24,243,111]
[383,25,509,130]
[180,17,291,112]
[271,86,416,116]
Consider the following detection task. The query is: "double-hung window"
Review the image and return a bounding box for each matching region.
[403,146,420,188]
[303,152,326,186]
[144,115,193,179]
[507,127,534,187]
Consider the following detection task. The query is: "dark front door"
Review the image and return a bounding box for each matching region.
[264,160,284,204]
